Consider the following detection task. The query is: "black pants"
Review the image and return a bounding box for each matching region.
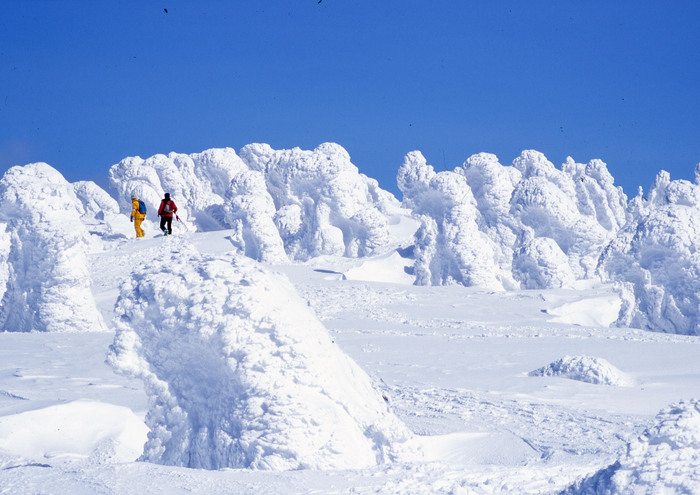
[160,216,173,235]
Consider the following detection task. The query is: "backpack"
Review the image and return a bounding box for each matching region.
[162,201,172,214]
[138,200,147,214]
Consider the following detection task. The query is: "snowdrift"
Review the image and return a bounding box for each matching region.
[0,163,106,333]
[107,240,412,470]
[529,355,633,387]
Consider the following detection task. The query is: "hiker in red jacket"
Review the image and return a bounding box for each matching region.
[157,192,178,236]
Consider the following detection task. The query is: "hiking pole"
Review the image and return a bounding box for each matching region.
[175,214,190,233]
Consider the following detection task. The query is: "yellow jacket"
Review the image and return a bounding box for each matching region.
[131,197,146,220]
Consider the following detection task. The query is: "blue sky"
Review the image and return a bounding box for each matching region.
[1,1,699,197]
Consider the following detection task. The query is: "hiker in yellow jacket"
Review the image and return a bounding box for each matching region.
[130,195,146,238]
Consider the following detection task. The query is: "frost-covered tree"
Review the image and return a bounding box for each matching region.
[599,170,700,335]
[400,153,509,289]
[108,242,412,470]
[109,143,400,262]
[0,163,106,333]
[402,149,628,290]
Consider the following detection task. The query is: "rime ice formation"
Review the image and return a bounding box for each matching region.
[0,163,106,332]
[529,355,633,386]
[400,150,628,291]
[401,152,510,289]
[107,241,412,470]
[108,144,402,262]
[598,170,700,335]
[566,400,700,494]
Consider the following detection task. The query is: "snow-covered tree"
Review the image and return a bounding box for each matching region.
[108,242,412,470]
[0,163,106,333]
[598,170,700,335]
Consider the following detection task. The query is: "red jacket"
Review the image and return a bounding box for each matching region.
[158,199,178,218]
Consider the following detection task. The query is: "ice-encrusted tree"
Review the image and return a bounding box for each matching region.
[109,143,401,262]
[598,169,700,335]
[0,163,106,333]
[401,149,628,290]
[108,241,412,470]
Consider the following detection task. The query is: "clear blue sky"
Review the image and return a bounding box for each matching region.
[1,1,699,197]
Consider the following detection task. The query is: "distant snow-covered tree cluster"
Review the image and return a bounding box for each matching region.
[108,143,402,263]
[0,143,698,335]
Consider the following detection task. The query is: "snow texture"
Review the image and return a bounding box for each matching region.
[108,143,402,263]
[528,355,633,387]
[598,170,700,335]
[107,240,412,470]
[567,399,700,494]
[0,163,106,332]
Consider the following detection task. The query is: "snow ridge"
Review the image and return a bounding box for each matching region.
[107,240,412,470]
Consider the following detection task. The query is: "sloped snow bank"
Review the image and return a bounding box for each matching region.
[529,355,633,386]
[0,163,107,332]
[107,240,412,470]
[0,400,147,465]
[566,399,700,494]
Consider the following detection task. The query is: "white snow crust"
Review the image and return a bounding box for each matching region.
[2,148,700,493]
[107,240,412,470]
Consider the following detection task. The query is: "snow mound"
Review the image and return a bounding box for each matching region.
[0,400,147,465]
[567,399,700,494]
[109,144,404,263]
[599,170,700,335]
[529,355,632,386]
[343,250,415,284]
[0,163,107,332]
[546,293,622,327]
[401,150,628,290]
[107,240,412,470]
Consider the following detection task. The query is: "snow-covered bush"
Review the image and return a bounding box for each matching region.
[0,163,106,332]
[599,170,700,335]
[401,150,628,290]
[107,241,412,470]
[529,355,632,386]
[109,143,401,262]
[566,399,700,493]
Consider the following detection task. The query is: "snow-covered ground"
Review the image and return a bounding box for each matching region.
[1,149,700,494]
[2,226,700,493]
